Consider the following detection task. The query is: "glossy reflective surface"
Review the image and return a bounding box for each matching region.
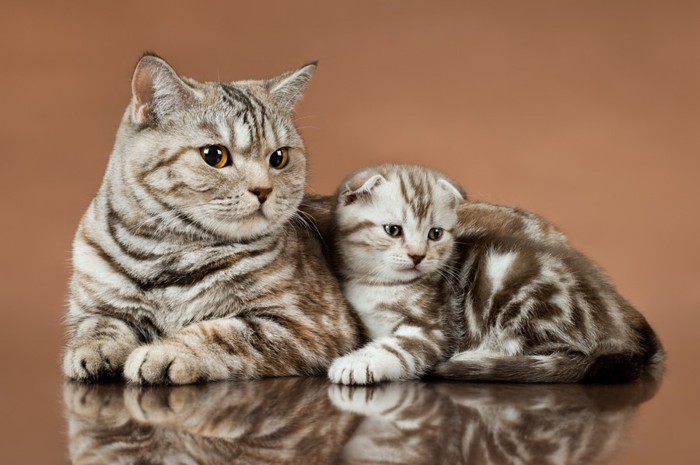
[64,376,661,465]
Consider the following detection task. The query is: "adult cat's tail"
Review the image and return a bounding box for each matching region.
[431,323,663,384]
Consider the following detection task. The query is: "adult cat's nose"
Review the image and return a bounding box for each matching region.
[408,254,425,265]
[249,187,272,204]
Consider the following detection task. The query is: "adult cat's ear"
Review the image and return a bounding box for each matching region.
[341,169,385,206]
[131,53,195,126]
[437,177,466,207]
[266,62,317,113]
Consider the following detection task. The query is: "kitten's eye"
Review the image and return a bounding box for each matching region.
[199,145,230,169]
[269,148,289,170]
[383,225,403,237]
[428,228,444,241]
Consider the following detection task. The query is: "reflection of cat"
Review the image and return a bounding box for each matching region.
[64,379,359,465]
[330,378,660,465]
[65,376,659,465]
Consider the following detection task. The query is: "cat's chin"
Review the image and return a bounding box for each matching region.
[206,213,277,242]
[389,268,424,282]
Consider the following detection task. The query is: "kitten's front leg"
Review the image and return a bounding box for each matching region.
[124,313,327,384]
[328,326,446,385]
[63,315,140,381]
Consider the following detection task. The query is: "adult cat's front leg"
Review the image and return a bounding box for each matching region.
[124,312,330,384]
[63,315,140,381]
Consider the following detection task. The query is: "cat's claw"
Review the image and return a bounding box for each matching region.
[123,344,202,385]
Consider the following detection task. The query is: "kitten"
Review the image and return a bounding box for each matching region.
[309,165,466,384]
[62,53,362,384]
[329,378,659,465]
[301,164,662,384]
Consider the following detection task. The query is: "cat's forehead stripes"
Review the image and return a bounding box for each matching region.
[219,84,274,155]
[395,170,435,228]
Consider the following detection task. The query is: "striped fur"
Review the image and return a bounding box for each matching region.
[62,54,362,384]
[64,379,360,464]
[330,377,659,465]
[63,377,660,465]
[300,164,663,385]
[307,165,465,384]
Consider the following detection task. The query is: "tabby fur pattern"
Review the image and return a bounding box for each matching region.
[62,54,362,384]
[300,164,663,384]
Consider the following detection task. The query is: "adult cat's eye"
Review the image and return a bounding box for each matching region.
[383,224,403,237]
[199,145,230,169]
[269,148,289,170]
[428,228,444,241]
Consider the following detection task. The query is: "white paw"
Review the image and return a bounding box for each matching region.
[328,383,413,416]
[123,343,202,385]
[63,340,133,381]
[328,350,405,385]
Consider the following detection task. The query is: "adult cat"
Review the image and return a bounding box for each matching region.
[63,54,362,384]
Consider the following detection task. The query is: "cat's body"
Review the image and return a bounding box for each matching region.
[436,200,662,382]
[301,164,662,384]
[63,54,362,384]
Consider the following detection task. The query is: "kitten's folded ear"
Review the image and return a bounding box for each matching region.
[265,62,317,113]
[131,53,196,126]
[437,177,467,207]
[340,169,386,206]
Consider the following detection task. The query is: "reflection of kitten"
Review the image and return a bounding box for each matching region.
[64,379,360,464]
[302,164,662,385]
[329,379,659,465]
[62,54,362,384]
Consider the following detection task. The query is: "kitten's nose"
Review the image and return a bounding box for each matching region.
[249,187,272,204]
[408,254,425,265]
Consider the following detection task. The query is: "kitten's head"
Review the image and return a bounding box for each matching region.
[111,53,315,241]
[335,165,465,283]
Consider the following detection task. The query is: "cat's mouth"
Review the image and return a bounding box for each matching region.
[396,265,422,274]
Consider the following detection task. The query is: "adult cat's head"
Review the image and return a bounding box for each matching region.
[108,53,315,241]
[334,164,465,283]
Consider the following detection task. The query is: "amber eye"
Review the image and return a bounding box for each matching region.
[383,224,403,237]
[428,228,444,241]
[200,145,230,168]
[269,148,289,170]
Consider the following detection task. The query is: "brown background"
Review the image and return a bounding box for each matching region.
[1,0,698,463]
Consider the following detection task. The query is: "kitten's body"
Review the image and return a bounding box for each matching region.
[301,164,662,384]
[437,200,662,382]
[63,55,361,384]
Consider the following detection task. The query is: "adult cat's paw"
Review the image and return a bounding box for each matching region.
[124,343,202,385]
[328,350,404,385]
[63,382,130,427]
[124,384,201,424]
[63,340,132,381]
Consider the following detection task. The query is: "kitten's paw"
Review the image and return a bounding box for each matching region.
[63,340,132,381]
[123,344,202,385]
[328,384,375,412]
[328,383,409,415]
[328,351,404,385]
